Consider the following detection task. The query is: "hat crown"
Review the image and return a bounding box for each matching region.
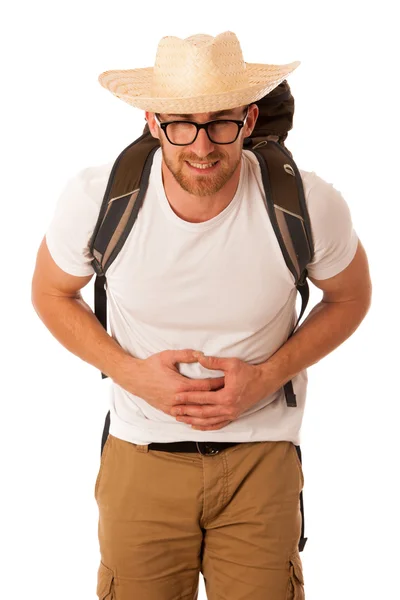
[97,30,301,113]
[152,31,248,100]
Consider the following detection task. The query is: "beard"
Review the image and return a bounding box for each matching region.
[160,139,242,197]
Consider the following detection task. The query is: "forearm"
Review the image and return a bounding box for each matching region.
[32,293,138,380]
[262,298,370,389]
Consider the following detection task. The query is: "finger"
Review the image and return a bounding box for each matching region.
[191,420,232,430]
[195,354,235,371]
[177,414,231,426]
[168,349,205,366]
[174,391,223,405]
[188,376,225,392]
[210,376,225,390]
[173,404,230,418]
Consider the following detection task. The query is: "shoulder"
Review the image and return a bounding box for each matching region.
[243,149,349,214]
[297,170,352,224]
[69,161,114,202]
[45,161,115,275]
[50,161,114,222]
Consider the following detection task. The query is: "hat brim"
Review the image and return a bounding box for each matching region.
[98,61,300,113]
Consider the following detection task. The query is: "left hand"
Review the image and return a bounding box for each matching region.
[171,352,280,430]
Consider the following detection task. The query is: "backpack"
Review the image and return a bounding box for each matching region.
[89,80,312,552]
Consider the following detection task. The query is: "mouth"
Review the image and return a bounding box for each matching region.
[185,160,220,173]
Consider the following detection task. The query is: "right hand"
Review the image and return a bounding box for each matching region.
[114,349,225,417]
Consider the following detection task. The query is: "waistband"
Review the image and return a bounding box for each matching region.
[148,441,240,455]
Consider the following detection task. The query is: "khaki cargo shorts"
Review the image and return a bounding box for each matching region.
[94,434,305,599]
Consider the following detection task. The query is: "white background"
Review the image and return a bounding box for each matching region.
[2,1,399,598]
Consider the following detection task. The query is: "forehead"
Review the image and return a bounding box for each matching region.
[161,107,244,120]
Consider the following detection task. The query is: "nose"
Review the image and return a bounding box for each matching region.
[189,127,215,158]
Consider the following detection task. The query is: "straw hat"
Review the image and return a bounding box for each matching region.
[98,31,300,113]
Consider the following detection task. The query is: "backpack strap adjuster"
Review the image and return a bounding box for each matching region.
[92,258,104,277]
[297,269,308,287]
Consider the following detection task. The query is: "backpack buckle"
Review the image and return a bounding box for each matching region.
[297,270,307,286]
[92,258,104,277]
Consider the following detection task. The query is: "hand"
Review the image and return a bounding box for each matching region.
[170,352,279,430]
[114,349,225,417]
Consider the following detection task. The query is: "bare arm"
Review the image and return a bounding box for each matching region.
[260,239,372,387]
[166,239,373,431]
[31,236,137,381]
[31,237,224,410]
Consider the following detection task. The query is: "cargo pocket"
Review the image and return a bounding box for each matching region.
[286,551,305,600]
[96,561,115,599]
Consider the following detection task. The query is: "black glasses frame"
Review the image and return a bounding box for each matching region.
[154,108,249,146]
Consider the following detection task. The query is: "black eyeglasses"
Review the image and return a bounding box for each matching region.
[154,108,249,146]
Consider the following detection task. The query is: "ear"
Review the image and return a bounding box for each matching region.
[145,112,160,140]
[243,103,259,138]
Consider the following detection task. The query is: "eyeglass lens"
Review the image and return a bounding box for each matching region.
[165,121,240,145]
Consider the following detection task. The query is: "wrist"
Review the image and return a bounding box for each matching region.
[106,349,142,388]
[257,355,288,393]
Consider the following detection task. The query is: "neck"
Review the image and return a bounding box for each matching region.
[161,160,242,224]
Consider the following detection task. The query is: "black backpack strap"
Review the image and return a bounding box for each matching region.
[295,444,308,552]
[101,410,111,457]
[88,132,160,378]
[282,273,310,406]
[94,275,108,380]
[90,139,159,277]
[250,139,314,407]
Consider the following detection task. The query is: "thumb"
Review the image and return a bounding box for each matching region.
[194,353,230,370]
[165,349,204,368]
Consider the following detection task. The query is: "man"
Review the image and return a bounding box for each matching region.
[31,31,372,600]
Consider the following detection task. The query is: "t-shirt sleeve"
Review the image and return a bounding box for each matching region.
[45,163,113,277]
[303,171,359,280]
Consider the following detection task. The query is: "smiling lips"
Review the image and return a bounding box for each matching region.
[186,160,219,170]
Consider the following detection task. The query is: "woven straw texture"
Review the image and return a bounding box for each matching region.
[98,32,300,113]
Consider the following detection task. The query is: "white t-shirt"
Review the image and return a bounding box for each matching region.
[46,148,359,445]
